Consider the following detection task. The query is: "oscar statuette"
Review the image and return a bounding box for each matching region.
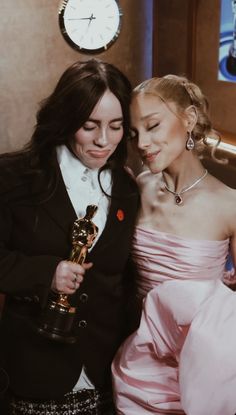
[38,205,98,343]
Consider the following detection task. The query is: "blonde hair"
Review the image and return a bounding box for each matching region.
[133,74,224,161]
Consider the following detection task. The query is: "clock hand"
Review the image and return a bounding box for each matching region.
[88,13,96,27]
[68,14,96,22]
[68,17,93,21]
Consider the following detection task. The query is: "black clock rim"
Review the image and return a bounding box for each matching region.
[58,0,122,55]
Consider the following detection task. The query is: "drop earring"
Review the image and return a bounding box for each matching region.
[186,131,195,151]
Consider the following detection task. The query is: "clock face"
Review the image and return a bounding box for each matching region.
[59,0,122,53]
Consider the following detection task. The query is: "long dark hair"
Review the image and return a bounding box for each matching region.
[29,59,132,172]
[0,59,132,201]
[0,59,134,205]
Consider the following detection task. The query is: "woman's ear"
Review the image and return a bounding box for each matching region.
[184,105,197,131]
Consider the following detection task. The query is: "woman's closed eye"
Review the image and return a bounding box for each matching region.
[82,121,123,131]
[83,122,97,131]
[147,122,160,131]
[110,121,123,131]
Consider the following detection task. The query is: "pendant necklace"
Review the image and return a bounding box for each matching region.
[164,169,208,205]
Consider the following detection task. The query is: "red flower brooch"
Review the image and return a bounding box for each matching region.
[116,209,124,221]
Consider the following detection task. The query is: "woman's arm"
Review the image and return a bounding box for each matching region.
[223,193,236,287]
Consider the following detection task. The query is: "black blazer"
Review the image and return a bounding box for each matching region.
[0,154,139,400]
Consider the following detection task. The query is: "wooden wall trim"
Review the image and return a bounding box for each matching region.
[186,0,199,80]
[152,0,158,76]
[152,0,199,79]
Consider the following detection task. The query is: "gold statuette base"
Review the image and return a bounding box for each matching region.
[38,297,77,343]
[37,205,98,343]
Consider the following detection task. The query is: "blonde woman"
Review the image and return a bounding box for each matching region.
[112,75,236,415]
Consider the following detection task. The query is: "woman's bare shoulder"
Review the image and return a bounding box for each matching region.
[211,175,236,199]
[208,173,234,190]
[209,175,236,220]
[224,185,236,214]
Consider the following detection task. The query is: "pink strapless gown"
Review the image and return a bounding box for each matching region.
[112,226,236,415]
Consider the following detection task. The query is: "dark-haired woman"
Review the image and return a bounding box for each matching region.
[0,59,139,414]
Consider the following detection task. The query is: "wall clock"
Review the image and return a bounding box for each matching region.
[59,0,122,54]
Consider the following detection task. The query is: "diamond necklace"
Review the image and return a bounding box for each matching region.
[164,169,208,205]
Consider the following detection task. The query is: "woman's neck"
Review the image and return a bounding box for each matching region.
[162,158,206,193]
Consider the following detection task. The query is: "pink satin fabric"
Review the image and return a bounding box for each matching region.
[112,227,236,415]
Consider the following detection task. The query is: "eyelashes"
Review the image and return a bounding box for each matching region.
[147,122,160,131]
[83,123,123,131]
[83,125,95,131]
[129,122,160,140]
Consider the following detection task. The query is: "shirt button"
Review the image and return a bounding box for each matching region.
[80,293,88,303]
[78,320,87,328]
[81,176,87,182]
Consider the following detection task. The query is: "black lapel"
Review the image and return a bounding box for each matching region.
[86,168,135,259]
[29,161,77,236]
[31,164,136,247]
[42,171,77,236]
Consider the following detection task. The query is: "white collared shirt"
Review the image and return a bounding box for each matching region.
[57,145,112,249]
[56,144,112,390]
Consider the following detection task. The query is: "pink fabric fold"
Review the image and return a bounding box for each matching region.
[112,227,236,415]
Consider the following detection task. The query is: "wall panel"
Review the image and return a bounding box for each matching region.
[194,0,236,138]
[0,0,153,153]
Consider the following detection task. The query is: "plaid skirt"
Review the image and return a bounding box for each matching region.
[9,388,116,415]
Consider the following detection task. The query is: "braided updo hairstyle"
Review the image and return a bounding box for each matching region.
[133,74,222,158]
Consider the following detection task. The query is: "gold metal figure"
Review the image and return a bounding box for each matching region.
[38,205,98,342]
